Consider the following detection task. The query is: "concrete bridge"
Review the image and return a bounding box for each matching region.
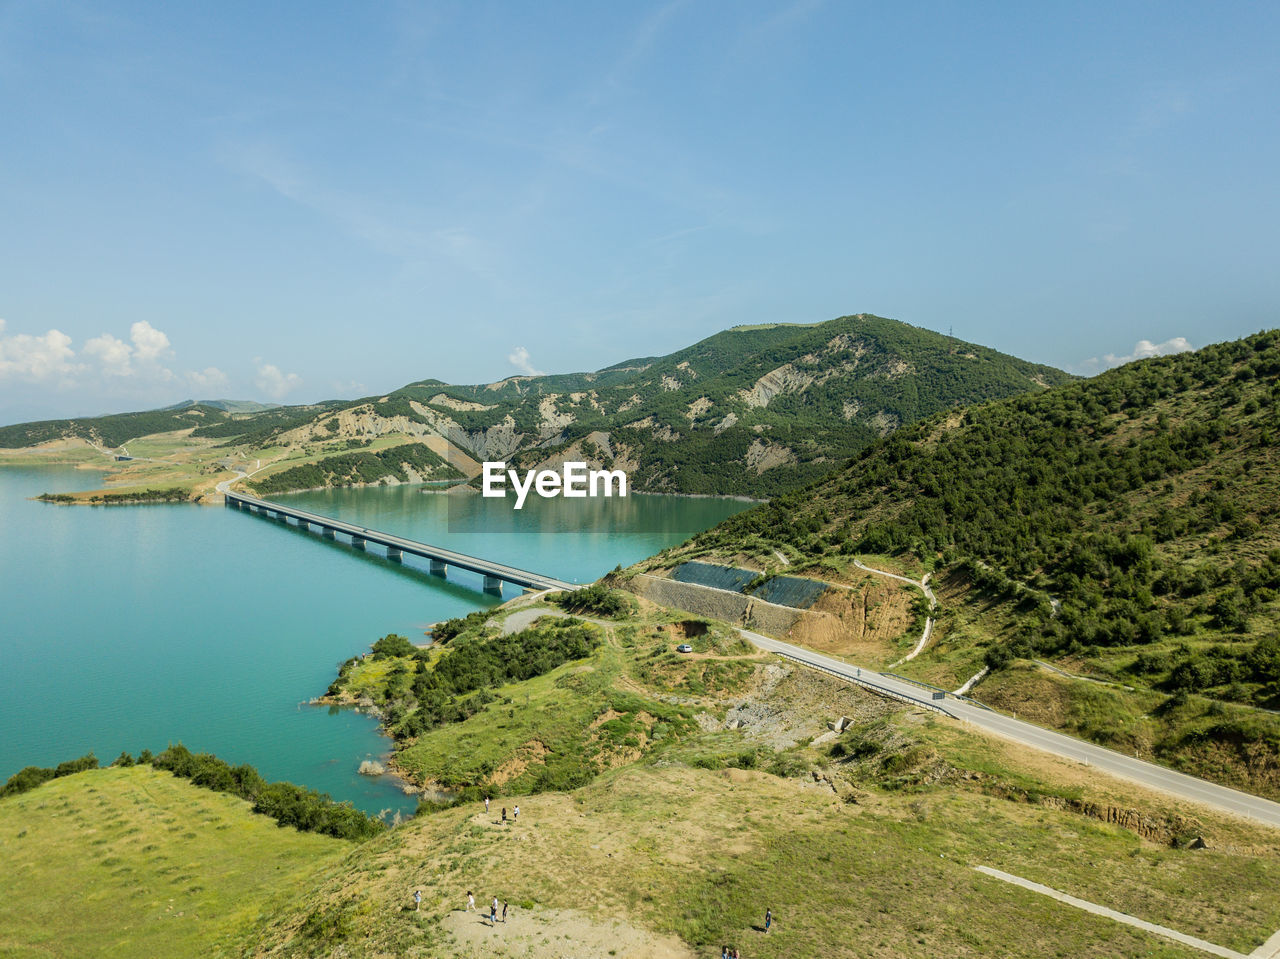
[222,489,578,596]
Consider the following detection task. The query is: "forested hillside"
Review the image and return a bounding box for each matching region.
[680,329,1280,791]
[1,314,1073,498]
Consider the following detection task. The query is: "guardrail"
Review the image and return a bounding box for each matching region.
[772,652,956,717]
[886,671,995,711]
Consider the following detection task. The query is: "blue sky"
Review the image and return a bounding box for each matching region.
[1,1,1277,422]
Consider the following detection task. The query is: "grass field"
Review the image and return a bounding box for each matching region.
[0,766,346,958]
[246,724,1280,958]
[8,589,1280,957]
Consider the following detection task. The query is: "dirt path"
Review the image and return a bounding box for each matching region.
[851,558,936,667]
[439,906,695,959]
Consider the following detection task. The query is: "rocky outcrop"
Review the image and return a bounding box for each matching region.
[745,439,796,474]
[1038,796,1202,846]
[739,364,817,408]
[447,414,524,460]
[538,395,575,438]
[428,393,495,412]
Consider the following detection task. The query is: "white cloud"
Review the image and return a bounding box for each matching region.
[0,319,83,382]
[83,333,134,376]
[186,367,229,393]
[130,321,172,363]
[331,379,366,397]
[507,346,545,377]
[77,321,175,380]
[1076,336,1194,375]
[255,360,302,400]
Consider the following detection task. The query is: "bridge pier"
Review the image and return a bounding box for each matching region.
[227,493,575,595]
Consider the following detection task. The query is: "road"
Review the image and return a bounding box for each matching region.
[220,475,577,593]
[737,627,1280,830]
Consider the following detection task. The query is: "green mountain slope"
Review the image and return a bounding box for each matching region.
[0,765,345,958]
[674,329,1280,794]
[1,314,1072,498]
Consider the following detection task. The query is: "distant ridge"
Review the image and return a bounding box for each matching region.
[0,313,1073,497]
[163,399,280,414]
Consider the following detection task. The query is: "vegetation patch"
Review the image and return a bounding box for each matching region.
[249,441,462,494]
[676,330,1280,794]
[0,766,344,959]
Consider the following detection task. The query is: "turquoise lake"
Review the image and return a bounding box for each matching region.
[0,466,748,816]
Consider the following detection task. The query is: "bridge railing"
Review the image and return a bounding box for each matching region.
[223,490,576,592]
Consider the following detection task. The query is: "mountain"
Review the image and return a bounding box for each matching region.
[0,314,1073,498]
[163,398,280,414]
[667,328,1280,794]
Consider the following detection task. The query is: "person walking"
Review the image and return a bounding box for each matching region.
[502,900,509,923]
[765,907,772,933]
[513,804,520,822]
[491,897,499,925]
[501,807,507,824]
[414,889,421,912]
[466,891,475,912]
[484,796,490,814]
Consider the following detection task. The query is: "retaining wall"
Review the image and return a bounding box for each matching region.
[628,574,804,637]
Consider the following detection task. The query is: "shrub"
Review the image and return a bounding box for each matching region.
[370,633,418,659]
[148,745,384,840]
[0,753,99,798]
[551,582,630,618]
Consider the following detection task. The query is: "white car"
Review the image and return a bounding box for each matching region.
[676,643,693,653]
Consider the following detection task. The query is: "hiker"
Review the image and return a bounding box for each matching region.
[513,803,520,822]
[502,807,507,823]
[491,897,499,924]
[414,889,421,911]
[466,891,475,912]
[721,947,729,959]
[502,900,508,922]
[484,796,490,814]
[765,908,772,932]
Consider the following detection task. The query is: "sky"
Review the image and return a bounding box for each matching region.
[1,1,1277,423]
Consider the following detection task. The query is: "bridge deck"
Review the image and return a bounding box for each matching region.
[224,490,578,593]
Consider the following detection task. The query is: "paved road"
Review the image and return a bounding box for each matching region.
[737,627,1280,830]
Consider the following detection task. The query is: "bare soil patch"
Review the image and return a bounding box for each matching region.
[439,907,695,959]
[787,579,914,660]
[490,740,551,785]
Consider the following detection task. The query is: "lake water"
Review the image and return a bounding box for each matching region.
[0,467,748,816]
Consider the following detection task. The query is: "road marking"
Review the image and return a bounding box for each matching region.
[973,865,1250,958]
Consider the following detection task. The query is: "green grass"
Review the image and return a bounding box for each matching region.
[392,635,701,794]
[247,736,1280,958]
[0,766,346,958]
[340,603,762,797]
[9,623,1280,958]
